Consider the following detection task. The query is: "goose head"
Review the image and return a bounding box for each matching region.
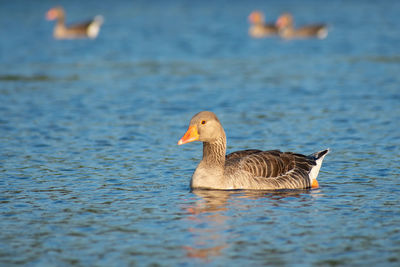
[46,6,65,21]
[248,11,265,25]
[178,111,225,145]
[276,13,294,29]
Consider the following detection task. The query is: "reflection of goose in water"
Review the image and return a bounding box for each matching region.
[189,189,323,213]
[178,111,329,190]
[186,190,232,214]
[182,190,231,260]
[182,245,226,260]
[182,189,322,261]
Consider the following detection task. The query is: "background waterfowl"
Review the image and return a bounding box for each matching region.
[276,13,328,39]
[46,6,104,39]
[248,11,278,38]
[178,111,329,190]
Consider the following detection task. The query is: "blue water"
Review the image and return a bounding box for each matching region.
[1,0,400,266]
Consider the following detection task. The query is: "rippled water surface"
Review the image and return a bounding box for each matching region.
[1,0,400,266]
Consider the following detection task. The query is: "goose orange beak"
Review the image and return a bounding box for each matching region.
[178,125,199,145]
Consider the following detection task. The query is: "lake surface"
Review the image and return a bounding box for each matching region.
[1,0,400,266]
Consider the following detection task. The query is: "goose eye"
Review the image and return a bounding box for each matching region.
[201,120,206,125]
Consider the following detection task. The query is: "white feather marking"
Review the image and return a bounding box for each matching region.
[87,15,104,39]
[318,28,328,39]
[309,152,328,184]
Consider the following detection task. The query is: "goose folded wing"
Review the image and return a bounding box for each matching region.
[232,150,317,188]
[68,20,93,31]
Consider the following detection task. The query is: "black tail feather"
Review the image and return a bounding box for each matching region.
[308,149,330,160]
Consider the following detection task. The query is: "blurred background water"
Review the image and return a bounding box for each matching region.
[1,0,399,266]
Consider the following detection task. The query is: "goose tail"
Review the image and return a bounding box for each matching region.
[317,27,328,39]
[87,15,104,39]
[308,148,329,188]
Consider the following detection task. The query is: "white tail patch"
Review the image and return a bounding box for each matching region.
[317,28,328,39]
[87,15,104,39]
[309,149,329,186]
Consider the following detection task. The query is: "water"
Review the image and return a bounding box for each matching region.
[1,0,400,265]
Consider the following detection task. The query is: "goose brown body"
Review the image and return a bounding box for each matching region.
[46,7,103,39]
[276,13,327,39]
[178,111,329,190]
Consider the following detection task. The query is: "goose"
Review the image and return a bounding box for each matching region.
[46,6,104,39]
[248,11,278,38]
[276,13,328,39]
[178,111,329,190]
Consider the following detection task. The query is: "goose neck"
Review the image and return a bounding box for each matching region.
[202,136,226,167]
